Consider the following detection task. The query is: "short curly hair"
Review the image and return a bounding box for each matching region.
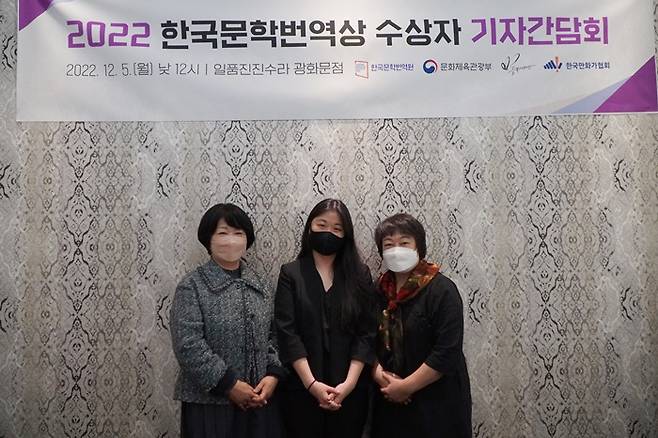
[374,213,427,259]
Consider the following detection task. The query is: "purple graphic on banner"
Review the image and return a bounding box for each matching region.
[595,57,658,113]
[555,79,625,114]
[19,0,55,31]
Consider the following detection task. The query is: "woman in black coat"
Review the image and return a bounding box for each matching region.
[274,199,376,438]
[370,213,472,438]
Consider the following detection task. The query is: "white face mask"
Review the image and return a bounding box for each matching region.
[382,247,420,273]
[211,234,247,263]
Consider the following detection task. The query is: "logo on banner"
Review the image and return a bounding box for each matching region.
[423,59,438,74]
[370,63,415,73]
[355,60,369,78]
[501,53,535,76]
[544,56,563,72]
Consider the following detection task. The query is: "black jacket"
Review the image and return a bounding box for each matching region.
[373,272,472,438]
[274,257,376,389]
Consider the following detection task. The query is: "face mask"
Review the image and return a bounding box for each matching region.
[212,235,247,263]
[382,247,419,273]
[309,231,345,255]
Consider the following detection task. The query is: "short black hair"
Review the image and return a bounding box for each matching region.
[197,203,255,254]
[374,213,427,259]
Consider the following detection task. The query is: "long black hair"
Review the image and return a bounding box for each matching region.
[298,199,373,331]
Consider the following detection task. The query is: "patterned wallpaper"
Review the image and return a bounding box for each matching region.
[1,1,657,437]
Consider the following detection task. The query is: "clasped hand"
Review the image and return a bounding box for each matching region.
[228,376,278,411]
[309,380,355,411]
[377,370,412,405]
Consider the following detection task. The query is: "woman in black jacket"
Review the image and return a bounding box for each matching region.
[370,213,472,438]
[274,198,376,438]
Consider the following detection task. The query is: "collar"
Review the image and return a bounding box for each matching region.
[197,259,265,294]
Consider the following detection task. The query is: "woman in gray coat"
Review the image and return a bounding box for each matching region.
[170,203,285,438]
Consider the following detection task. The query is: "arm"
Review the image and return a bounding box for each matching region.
[371,360,388,388]
[382,279,463,402]
[334,359,365,404]
[402,363,442,393]
[292,357,340,410]
[334,267,375,403]
[349,266,377,365]
[291,357,315,389]
[264,319,287,380]
[380,337,444,402]
[274,266,307,364]
[343,359,365,386]
[422,280,464,379]
[274,265,339,410]
[251,312,287,406]
[169,277,238,393]
[265,284,287,380]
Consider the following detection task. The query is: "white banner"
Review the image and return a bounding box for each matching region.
[17,0,658,121]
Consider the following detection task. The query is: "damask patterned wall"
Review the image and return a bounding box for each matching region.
[1,1,657,437]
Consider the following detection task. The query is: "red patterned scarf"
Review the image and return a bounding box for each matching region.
[377,260,440,353]
[378,259,441,312]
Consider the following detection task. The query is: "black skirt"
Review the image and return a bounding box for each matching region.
[280,386,369,438]
[371,381,471,438]
[180,398,282,438]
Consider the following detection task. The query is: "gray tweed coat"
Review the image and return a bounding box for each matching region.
[170,259,283,405]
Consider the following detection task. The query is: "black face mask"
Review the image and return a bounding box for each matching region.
[309,231,345,255]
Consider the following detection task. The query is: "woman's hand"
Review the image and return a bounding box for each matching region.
[372,363,389,388]
[333,379,356,405]
[380,372,412,404]
[249,376,278,408]
[228,380,258,410]
[308,381,341,410]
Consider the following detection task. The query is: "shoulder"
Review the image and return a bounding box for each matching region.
[430,272,459,291]
[336,260,372,280]
[357,262,373,280]
[171,267,205,312]
[279,259,304,278]
[174,260,232,293]
[356,263,377,294]
[280,259,300,271]
[176,267,202,292]
[425,273,462,304]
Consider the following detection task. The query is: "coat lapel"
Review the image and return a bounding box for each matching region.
[197,259,265,295]
[300,257,323,318]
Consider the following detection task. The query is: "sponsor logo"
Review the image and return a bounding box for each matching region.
[435,62,493,73]
[544,56,563,71]
[371,63,414,72]
[355,60,369,78]
[565,60,611,70]
[423,59,438,74]
[501,53,534,76]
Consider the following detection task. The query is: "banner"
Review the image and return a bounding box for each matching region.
[17,0,658,121]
